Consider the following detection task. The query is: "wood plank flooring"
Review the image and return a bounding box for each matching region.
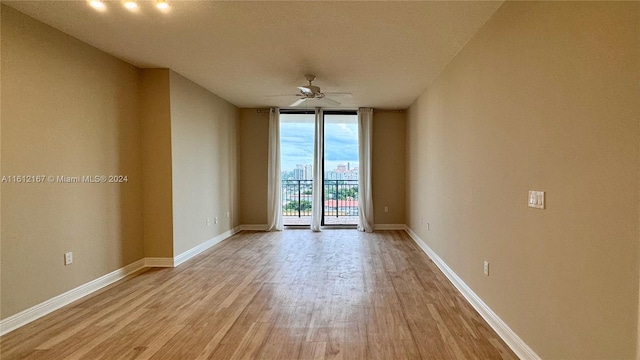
[0,230,518,360]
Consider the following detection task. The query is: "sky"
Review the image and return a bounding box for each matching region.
[280,113,359,172]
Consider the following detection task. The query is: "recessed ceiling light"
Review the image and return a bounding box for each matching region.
[124,0,138,10]
[156,0,169,9]
[89,0,106,10]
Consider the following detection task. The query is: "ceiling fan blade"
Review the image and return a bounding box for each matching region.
[290,98,307,107]
[297,86,314,95]
[322,97,341,106]
[265,94,298,98]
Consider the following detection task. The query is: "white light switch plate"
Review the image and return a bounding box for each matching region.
[528,190,545,209]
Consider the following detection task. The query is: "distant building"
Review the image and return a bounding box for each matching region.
[292,164,313,180]
[304,164,312,180]
[324,199,359,216]
[294,165,304,180]
[325,163,359,180]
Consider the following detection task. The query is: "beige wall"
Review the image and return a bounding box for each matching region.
[0,7,242,320]
[169,71,239,255]
[1,6,144,317]
[372,110,406,225]
[238,109,269,225]
[406,2,640,358]
[139,69,173,258]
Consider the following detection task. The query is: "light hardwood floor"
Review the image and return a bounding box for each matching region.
[1,230,518,360]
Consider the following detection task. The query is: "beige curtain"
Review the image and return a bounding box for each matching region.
[310,107,324,232]
[357,108,374,232]
[266,108,283,231]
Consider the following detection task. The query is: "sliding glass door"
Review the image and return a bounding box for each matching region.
[280,110,358,226]
[323,112,358,225]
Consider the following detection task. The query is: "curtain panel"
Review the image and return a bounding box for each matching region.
[357,108,374,232]
[310,108,324,232]
[266,108,283,231]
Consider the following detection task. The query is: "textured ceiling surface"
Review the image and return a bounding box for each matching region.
[5,1,503,109]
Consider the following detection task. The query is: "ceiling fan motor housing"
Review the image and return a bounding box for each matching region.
[298,85,322,98]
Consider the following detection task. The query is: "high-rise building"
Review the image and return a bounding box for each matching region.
[294,165,304,180]
[304,164,312,180]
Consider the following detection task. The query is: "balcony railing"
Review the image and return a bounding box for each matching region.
[282,179,358,225]
[282,180,313,218]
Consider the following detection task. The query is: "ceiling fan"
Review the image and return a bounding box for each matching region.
[270,75,352,107]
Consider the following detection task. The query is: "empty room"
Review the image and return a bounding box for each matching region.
[1,1,639,359]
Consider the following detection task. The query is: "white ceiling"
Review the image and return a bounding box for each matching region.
[5,0,503,109]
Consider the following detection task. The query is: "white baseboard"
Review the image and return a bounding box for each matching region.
[0,227,243,336]
[239,224,268,231]
[144,257,175,267]
[373,224,406,231]
[0,258,146,336]
[174,227,241,266]
[404,227,541,360]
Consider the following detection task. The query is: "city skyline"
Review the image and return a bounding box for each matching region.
[287,162,359,172]
[284,162,359,181]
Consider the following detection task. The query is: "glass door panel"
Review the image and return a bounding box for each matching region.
[280,113,315,226]
[323,113,359,226]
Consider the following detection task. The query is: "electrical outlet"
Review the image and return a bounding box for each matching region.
[206,218,211,226]
[384,206,389,213]
[483,261,489,276]
[426,222,430,231]
[214,217,218,224]
[65,252,73,266]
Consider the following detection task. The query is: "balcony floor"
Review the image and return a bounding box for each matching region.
[283,215,358,226]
